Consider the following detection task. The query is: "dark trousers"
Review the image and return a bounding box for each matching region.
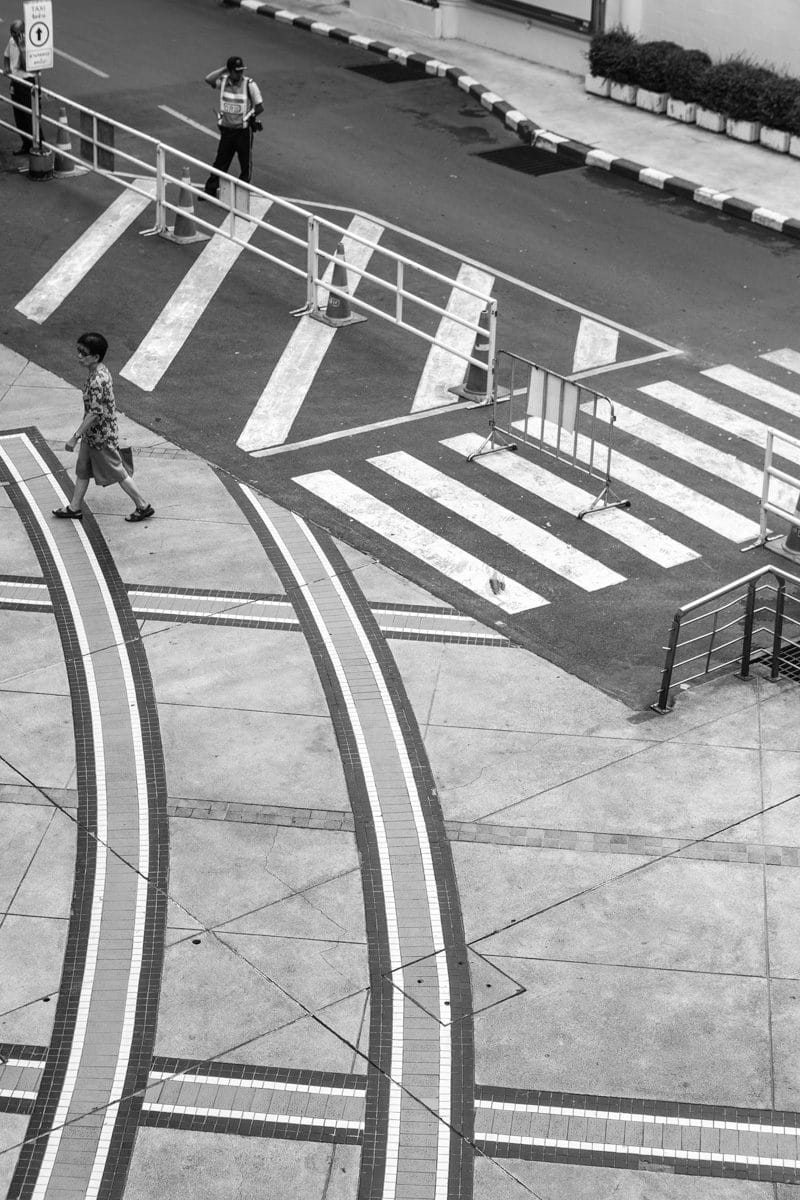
[205,126,254,195]
[10,80,33,151]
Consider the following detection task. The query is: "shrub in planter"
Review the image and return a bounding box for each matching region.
[635,41,682,94]
[756,73,800,132]
[787,97,800,136]
[664,48,712,102]
[698,56,773,120]
[587,27,639,85]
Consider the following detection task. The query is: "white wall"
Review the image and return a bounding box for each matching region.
[606,0,800,75]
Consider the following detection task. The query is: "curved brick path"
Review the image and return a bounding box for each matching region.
[230,479,475,1200]
[0,431,168,1200]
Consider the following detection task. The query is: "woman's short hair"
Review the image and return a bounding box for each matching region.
[77,332,108,361]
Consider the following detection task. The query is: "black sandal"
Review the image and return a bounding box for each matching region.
[125,504,155,523]
[52,506,83,520]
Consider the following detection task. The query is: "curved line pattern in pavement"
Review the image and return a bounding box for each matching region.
[225,477,475,1200]
[0,430,169,1200]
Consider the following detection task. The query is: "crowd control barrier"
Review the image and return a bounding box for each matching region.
[466,349,630,519]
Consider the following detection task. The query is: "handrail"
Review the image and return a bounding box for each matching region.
[651,565,800,713]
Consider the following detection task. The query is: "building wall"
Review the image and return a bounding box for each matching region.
[605,0,800,74]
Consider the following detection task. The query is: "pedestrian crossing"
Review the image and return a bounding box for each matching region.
[290,352,800,615]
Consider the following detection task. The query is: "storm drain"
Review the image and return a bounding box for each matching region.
[475,145,581,175]
[761,640,800,682]
[346,60,432,83]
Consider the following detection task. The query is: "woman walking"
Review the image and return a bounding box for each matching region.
[53,332,155,523]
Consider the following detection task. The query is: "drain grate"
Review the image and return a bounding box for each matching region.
[346,60,432,83]
[762,640,800,682]
[475,144,581,176]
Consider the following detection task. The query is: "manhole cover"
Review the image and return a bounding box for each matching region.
[475,145,581,176]
[347,60,432,83]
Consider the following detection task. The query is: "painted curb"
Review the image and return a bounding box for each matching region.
[222,0,800,241]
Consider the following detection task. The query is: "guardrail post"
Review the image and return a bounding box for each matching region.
[306,216,319,312]
[737,579,758,680]
[770,577,786,681]
[651,612,682,713]
[155,144,167,233]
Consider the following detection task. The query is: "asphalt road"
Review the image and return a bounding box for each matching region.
[3,0,800,705]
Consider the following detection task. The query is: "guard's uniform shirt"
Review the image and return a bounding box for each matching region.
[216,74,263,129]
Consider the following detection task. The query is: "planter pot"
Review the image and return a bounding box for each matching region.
[609,82,637,106]
[584,73,610,98]
[636,87,668,115]
[759,125,790,153]
[696,106,726,133]
[790,135,800,159]
[726,117,761,143]
[667,97,696,124]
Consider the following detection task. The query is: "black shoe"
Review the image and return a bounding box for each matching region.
[52,506,83,520]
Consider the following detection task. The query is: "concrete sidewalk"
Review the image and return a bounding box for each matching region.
[224,0,800,237]
[2,345,800,1200]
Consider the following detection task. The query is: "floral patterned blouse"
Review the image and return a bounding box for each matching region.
[82,363,120,450]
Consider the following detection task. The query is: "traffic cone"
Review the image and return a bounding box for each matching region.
[53,107,79,177]
[779,492,800,563]
[160,169,209,245]
[312,243,367,327]
[449,304,492,403]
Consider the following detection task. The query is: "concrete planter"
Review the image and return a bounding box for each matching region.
[609,82,637,106]
[696,106,726,133]
[759,125,791,153]
[667,97,696,124]
[790,135,800,159]
[584,73,611,98]
[636,87,668,115]
[726,117,761,143]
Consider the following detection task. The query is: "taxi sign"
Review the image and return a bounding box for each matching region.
[23,0,54,71]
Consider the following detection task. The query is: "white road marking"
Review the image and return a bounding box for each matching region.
[120,197,273,392]
[293,470,549,612]
[411,265,494,412]
[571,316,619,373]
[640,380,800,468]
[762,348,800,375]
[442,433,698,567]
[702,364,800,420]
[237,216,383,452]
[511,419,760,543]
[158,105,217,138]
[16,180,157,324]
[368,451,625,591]
[54,49,109,77]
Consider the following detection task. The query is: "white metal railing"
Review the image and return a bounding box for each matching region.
[1,84,497,386]
[741,427,800,554]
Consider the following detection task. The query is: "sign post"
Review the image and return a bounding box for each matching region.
[22,0,53,160]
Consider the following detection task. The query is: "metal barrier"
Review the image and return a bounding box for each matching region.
[466,348,629,518]
[741,427,800,557]
[1,85,496,383]
[651,565,800,713]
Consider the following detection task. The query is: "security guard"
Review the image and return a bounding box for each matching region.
[203,55,264,198]
[3,20,34,155]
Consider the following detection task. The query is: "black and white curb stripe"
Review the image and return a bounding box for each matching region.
[224,0,800,241]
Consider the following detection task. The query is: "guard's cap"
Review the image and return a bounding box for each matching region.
[226,55,245,72]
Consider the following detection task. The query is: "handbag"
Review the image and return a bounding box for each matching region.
[119,446,134,475]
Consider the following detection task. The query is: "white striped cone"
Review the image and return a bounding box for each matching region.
[780,492,800,562]
[53,107,78,177]
[160,170,209,245]
[312,243,366,327]
[449,304,491,402]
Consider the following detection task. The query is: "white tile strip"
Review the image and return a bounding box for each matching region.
[478,1131,800,1170]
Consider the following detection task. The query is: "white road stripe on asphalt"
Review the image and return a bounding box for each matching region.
[511,419,761,543]
[368,451,625,591]
[572,317,619,374]
[158,106,217,137]
[15,180,157,324]
[610,402,797,508]
[120,197,273,392]
[411,265,494,412]
[292,470,549,613]
[640,380,800,468]
[702,364,800,420]
[761,348,800,375]
[236,215,383,452]
[441,432,698,568]
[54,49,109,78]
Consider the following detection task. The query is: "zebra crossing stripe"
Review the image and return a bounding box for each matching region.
[761,348,800,375]
[236,216,383,452]
[441,433,698,568]
[368,451,625,591]
[611,402,798,509]
[511,419,761,543]
[411,265,494,412]
[292,470,549,613]
[16,180,157,324]
[571,317,619,374]
[702,365,800,421]
[121,197,274,393]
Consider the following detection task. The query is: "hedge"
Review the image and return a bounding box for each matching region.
[588,31,800,132]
